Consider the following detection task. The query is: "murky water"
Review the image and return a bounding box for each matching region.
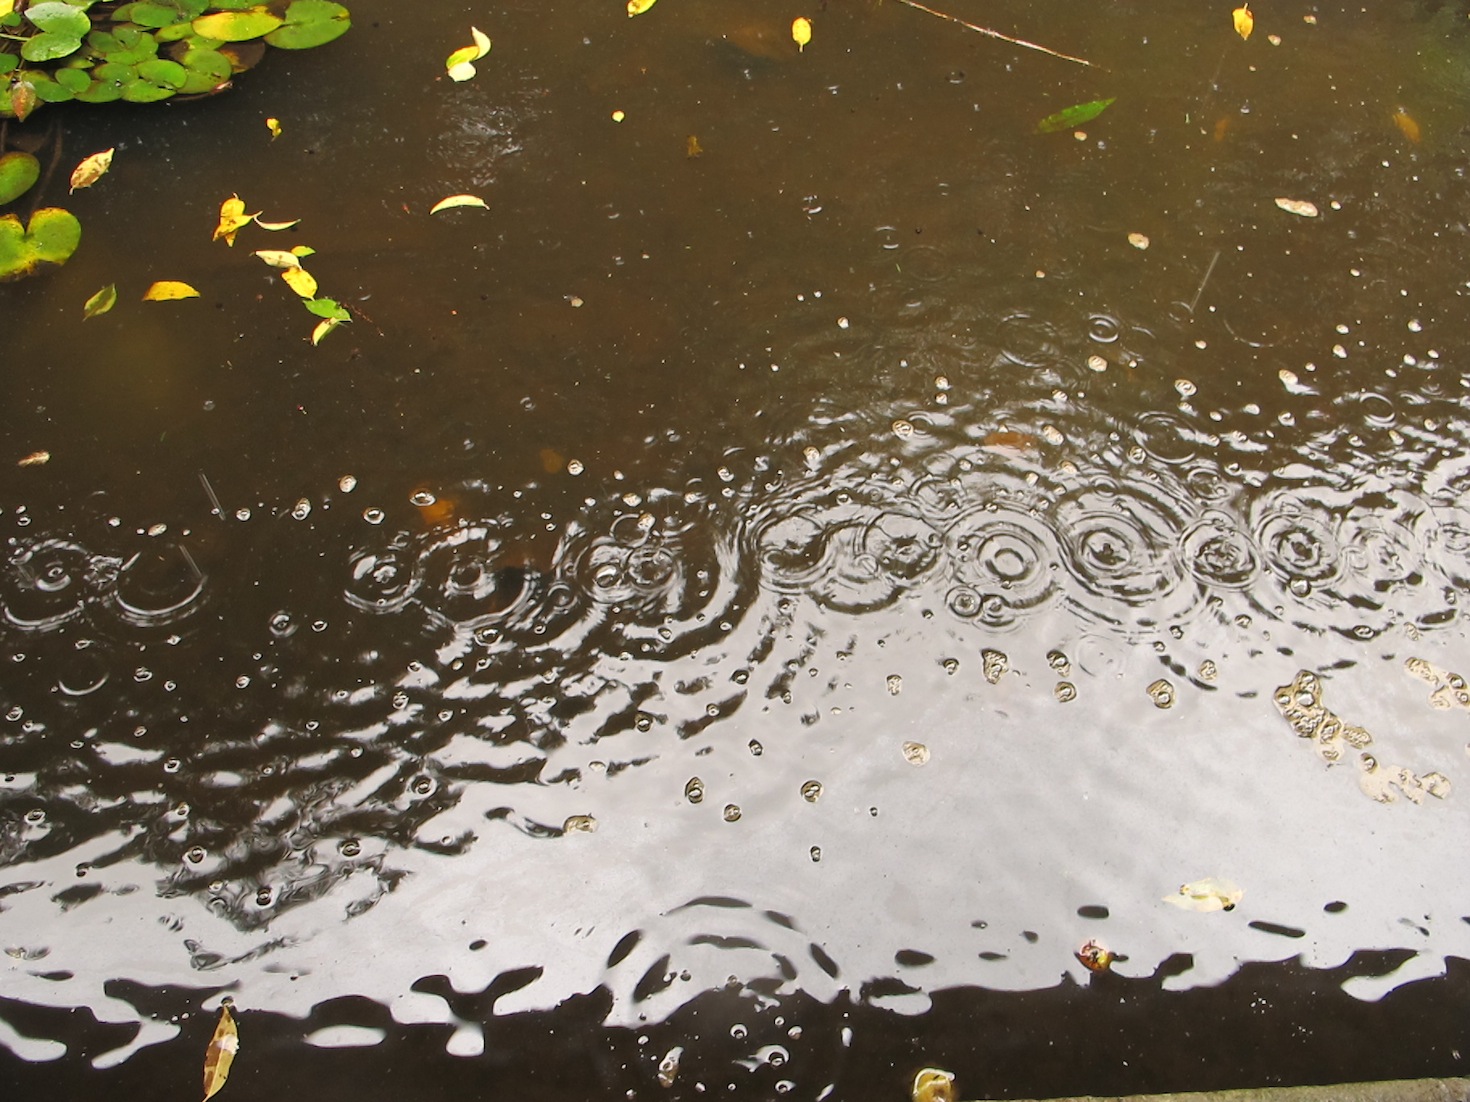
[4,0,1470,1096]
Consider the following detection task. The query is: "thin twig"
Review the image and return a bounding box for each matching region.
[176,542,204,582]
[1188,249,1221,316]
[890,0,1096,68]
[198,471,225,521]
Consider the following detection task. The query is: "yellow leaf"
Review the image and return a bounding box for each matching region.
[1163,876,1242,912]
[213,195,258,246]
[1232,5,1253,40]
[253,217,301,231]
[792,17,812,51]
[446,26,490,81]
[627,0,656,15]
[252,249,301,269]
[1392,108,1421,144]
[83,283,117,319]
[429,194,489,214]
[0,1,13,17]
[311,317,344,346]
[69,148,115,193]
[281,266,318,299]
[1274,197,1319,218]
[266,117,282,139]
[202,1004,238,1102]
[143,281,201,301]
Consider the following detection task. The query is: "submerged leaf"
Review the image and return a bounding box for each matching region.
[792,17,811,51]
[202,1003,238,1101]
[69,148,116,193]
[1233,5,1253,40]
[1036,96,1116,134]
[17,450,50,467]
[0,207,81,281]
[1391,108,1420,144]
[143,280,200,301]
[429,194,488,214]
[0,150,41,205]
[83,283,118,319]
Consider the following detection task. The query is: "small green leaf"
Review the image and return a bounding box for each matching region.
[303,297,350,320]
[1036,96,1116,134]
[83,283,118,319]
[0,151,40,206]
[0,55,17,76]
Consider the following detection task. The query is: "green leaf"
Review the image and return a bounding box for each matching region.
[121,76,175,101]
[174,44,231,92]
[304,297,350,320]
[24,2,91,37]
[83,282,118,319]
[54,67,90,93]
[1036,96,1116,134]
[265,0,349,49]
[137,57,186,87]
[0,151,40,206]
[0,55,16,76]
[0,207,82,282]
[22,31,84,62]
[27,72,76,101]
[88,25,159,63]
[190,9,282,41]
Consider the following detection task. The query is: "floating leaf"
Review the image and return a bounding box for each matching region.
[310,316,345,345]
[253,216,300,231]
[213,194,258,245]
[0,151,40,205]
[429,194,488,214]
[1127,231,1149,250]
[792,16,811,51]
[1036,96,1116,134]
[252,248,301,268]
[290,245,315,257]
[191,9,283,41]
[10,79,38,121]
[143,280,200,301]
[627,0,657,15]
[24,2,90,37]
[1075,939,1114,972]
[1232,5,1253,40]
[202,1003,238,1102]
[265,0,350,50]
[17,450,50,467]
[280,264,317,298]
[83,283,118,319]
[911,1068,956,1102]
[0,207,81,281]
[265,115,281,138]
[1163,876,1242,912]
[70,148,116,193]
[445,25,490,81]
[1274,197,1319,218]
[304,296,349,320]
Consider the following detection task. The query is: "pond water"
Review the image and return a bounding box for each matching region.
[4,1,1470,1097]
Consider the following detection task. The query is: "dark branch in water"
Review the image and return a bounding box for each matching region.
[889,0,1097,68]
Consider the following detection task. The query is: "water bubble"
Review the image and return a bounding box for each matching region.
[291,499,311,520]
[730,1024,748,1040]
[339,839,361,857]
[339,475,357,493]
[892,419,915,439]
[1174,379,1197,398]
[411,775,434,796]
[567,460,585,476]
[185,846,205,863]
[723,804,742,822]
[235,508,251,521]
[410,490,437,507]
[1147,678,1176,708]
[810,846,822,862]
[255,887,273,907]
[657,1048,682,1088]
[981,649,1009,685]
[902,741,930,765]
[748,739,763,756]
[801,780,823,803]
[235,676,250,689]
[1198,660,1218,682]
[1087,354,1108,372]
[886,674,903,696]
[942,658,959,675]
[163,758,181,773]
[564,815,598,834]
[23,808,44,825]
[363,508,385,525]
[1054,681,1077,703]
[685,777,705,804]
[1046,650,1071,676]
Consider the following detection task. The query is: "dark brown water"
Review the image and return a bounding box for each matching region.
[5,1,1470,1097]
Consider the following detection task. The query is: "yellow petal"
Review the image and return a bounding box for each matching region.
[143,281,201,301]
[311,317,344,346]
[266,117,282,139]
[83,283,117,319]
[213,195,258,246]
[69,148,115,193]
[628,0,656,15]
[281,266,318,299]
[1232,5,1253,40]
[429,194,489,214]
[792,17,812,51]
[253,217,301,231]
[202,1004,238,1102]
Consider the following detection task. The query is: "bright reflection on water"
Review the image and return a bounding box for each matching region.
[3,0,1470,1090]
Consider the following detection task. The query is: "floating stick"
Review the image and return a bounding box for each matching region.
[198,471,225,521]
[1188,249,1221,316]
[890,0,1096,68]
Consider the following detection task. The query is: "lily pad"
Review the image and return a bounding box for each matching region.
[0,207,82,282]
[0,151,41,206]
[24,2,91,38]
[22,31,85,62]
[266,0,349,49]
[172,44,232,92]
[191,9,282,41]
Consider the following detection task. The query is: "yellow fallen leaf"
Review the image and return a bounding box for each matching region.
[611,109,625,122]
[1392,109,1421,144]
[281,265,318,299]
[446,25,491,81]
[143,281,200,301]
[1163,876,1242,912]
[69,148,115,193]
[311,317,345,345]
[266,117,282,139]
[1274,197,1319,217]
[83,283,117,319]
[202,1003,238,1102]
[252,249,302,269]
[213,195,258,246]
[627,0,657,15]
[1232,5,1253,40]
[686,134,703,158]
[792,17,812,51]
[253,217,301,231]
[290,245,315,257]
[429,194,489,214]
[17,450,49,467]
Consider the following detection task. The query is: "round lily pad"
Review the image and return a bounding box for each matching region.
[191,10,283,41]
[24,2,91,37]
[0,151,41,206]
[0,207,82,282]
[172,45,232,93]
[266,0,349,49]
[137,57,187,87]
[54,67,91,94]
[22,31,84,63]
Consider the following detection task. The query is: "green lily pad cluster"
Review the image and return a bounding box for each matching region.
[0,149,80,280]
[0,0,351,118]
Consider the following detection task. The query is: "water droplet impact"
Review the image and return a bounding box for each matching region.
[748,739,764,756]
[801,780,823,803]
[1054,681,1077,703]
[886,674,903,696]
[185,846,205,863]
[338,475,357,493]
[722,804,742,822]
[981,649,1009,685]
[942,658,959,675]
[810,846,822,862]
[1198,660,1218,682]
[291,498,311,520]
[1147,678,1176,709]
[23,808,44,825]
[566,459,584,476]
[657,1047,682,1088]
[363,508,385,525]
[338,839,361,858]
[892,419,915,439]
[410,490,437,507]
[1046,650,1071,676]
[564,814,598,834]
[255,886,273,907]
[902,741,930,765]
[685,777,705,804]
